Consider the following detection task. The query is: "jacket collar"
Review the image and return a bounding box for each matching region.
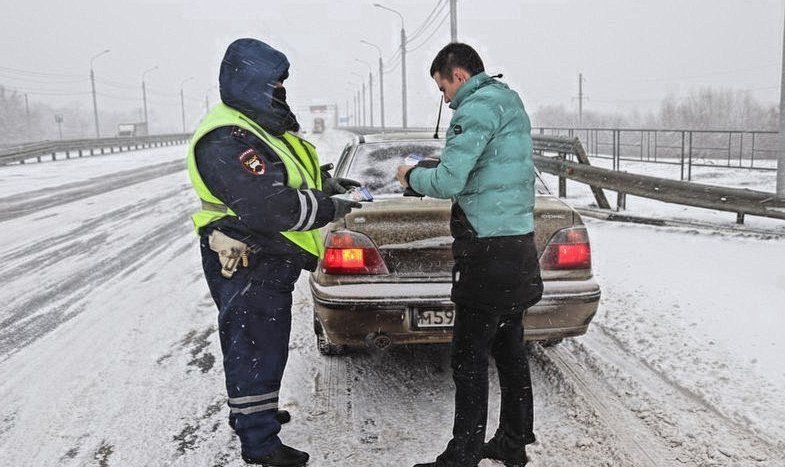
[449,71,491,109]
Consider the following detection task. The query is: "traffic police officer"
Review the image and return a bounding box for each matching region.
[187,38,360,466]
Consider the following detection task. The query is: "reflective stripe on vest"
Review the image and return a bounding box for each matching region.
[186,103,324,258]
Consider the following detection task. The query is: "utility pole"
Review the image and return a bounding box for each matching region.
[577,73,587,127]
[374,3,407,128]
[368,72,373,127]
[450,0,458,42]
[353,71,367,126]
[401,26,408,128]
[24,93,30,140]
[90,49,110,138]
[779,5,785,196]
[354,92,359,126]
[361,40,386,130]
[180,77,194,133]
[356,58,374,127]
[141,66,157,131]
[54,114,64,140]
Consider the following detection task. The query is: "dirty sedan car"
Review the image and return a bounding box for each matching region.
[310,132,600,355]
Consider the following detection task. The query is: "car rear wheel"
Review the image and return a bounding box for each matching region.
[540,338,563,347]
[314,315,347,356]
[316,332,347,356]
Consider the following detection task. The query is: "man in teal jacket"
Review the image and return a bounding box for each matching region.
[398,43,543,467]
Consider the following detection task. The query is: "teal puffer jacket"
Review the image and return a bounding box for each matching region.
[409,72,535,238]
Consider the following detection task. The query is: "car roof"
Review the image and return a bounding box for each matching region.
[357,131,444,144]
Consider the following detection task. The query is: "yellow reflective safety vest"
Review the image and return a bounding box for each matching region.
[186,103,325,259]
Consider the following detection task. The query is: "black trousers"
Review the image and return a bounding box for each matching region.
[435,208,541,465]
[436,302,535,466]
[200,238,302,458]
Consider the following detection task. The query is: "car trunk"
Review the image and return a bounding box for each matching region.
[341,195,576,278]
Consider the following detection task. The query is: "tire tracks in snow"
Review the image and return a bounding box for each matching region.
[536,328,785,465]
[535,343,673,466]
[0,160,185,223]
[0,184,194,362]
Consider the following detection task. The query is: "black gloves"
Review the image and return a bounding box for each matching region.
[403,159,439,197]
[415,158,440,169]
[320,163,362,196]
[331,197,362,221]
[323,176,362,196]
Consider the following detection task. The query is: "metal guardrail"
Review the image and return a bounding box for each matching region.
[532,136,785,223]
[0,133,191,166]
[534,126,779,179]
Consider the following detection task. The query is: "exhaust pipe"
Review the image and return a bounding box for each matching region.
[366,333,392,351]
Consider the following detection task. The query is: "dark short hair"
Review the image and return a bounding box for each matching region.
[429,43,484,80]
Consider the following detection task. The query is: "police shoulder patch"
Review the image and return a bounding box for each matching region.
[238,149,266,176]
[453,124,463,135]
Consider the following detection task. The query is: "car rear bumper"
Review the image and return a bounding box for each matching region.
[310,277,600,347]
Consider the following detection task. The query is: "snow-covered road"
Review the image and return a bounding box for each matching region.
[0,130,783,466]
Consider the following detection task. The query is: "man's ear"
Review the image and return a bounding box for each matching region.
[454,68,469,83]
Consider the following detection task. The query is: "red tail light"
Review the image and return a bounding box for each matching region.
[322,231,389,275]
[540,226,592,270]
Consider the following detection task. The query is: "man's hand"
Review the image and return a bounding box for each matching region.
[396,165,413,188]
[323,176,361,196]
[331,197,362,221]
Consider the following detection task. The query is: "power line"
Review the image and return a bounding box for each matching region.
[0,73,87,85]
[0,65,83,79]
[96,92,143,102]
[406,11,450,53]
[95,77,140,90]
[0,84,91,97]
[407,0,447,43]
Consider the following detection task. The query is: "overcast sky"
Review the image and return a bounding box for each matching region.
[1,0,783,133]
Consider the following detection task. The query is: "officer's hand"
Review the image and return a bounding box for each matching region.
[331,197,362,221]
[319,163,335,183]
[323,177,362,196]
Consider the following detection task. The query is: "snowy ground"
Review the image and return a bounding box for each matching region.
[0,129,784,466]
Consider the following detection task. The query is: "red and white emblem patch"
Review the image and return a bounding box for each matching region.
[238,149,266,176]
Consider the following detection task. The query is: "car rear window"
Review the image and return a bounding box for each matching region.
[344,140,553,196]
[346,141,444,194]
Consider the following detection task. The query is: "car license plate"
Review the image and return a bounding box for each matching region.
[415,309,455,328]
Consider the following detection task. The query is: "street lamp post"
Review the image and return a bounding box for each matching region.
[204,85,219,115]
[361,40,385,130]
[347,82,358,126]
[90,49,110,138]
[356,90,361,126]
[355,58,374,128]
[180,77,194,133]
[54,114,64,140]
[374,3,407,128]
[142,65,158,133]
[351,71,366,126]
[778,6,785,196]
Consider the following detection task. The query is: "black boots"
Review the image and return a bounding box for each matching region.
[274,409,291,424]
[242,444,309,466]
[481,437,528,466]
